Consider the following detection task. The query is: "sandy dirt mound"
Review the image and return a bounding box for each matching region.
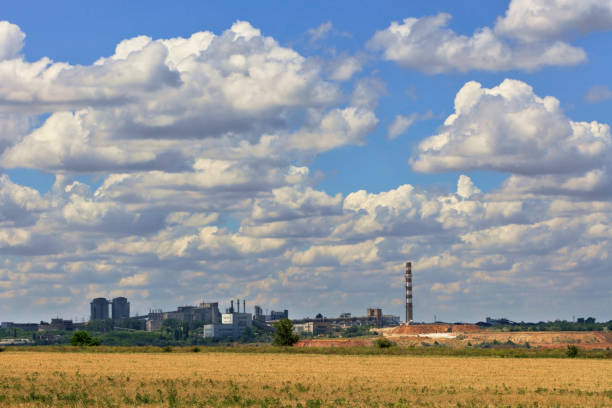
[465,331,611,347]
[387,330,612,350]
[388,324,480,336]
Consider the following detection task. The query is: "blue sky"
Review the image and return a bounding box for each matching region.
[1,1,611,323]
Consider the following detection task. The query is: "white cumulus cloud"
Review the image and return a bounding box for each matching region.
[368,6,589,73]
[495,0,612,42]
[0,21,25,61]
[412,79,611,176]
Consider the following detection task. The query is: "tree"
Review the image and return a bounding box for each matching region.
[272,318,299,346]
[342,325,372,338]
[70,331,100,346]
[87,318,114,332]
[239,326,256,343]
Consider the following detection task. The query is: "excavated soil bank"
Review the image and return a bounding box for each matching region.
[388,324,481,335]
[295,339,375,347]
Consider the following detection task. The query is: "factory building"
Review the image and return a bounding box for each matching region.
[253,305,264,321]
[251,306,288,322]
[267,310,289,321]
[202,311,252,339]
[222,312,252,328]
[111,297,130,320]
[292,308,400,331]
[164,306,197,321]
[383,315,400,326]
[1,322,39,331]
[90,297,110,320]
[145,319,163,332]
[144,302,221,332]
[38,318,73,331]
[293,321,331,336]
[202,323,235,338]
[90,297,131,321]
[161,302,221,324]
[199,302,221,323]
[367,308,383,327]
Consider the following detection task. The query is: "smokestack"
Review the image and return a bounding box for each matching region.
[237,298,240,313]
[230,300,234,313]
[405,262,413,324]
[243,299,246,314]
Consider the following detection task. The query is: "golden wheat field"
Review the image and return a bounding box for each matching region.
[0,351,610,407]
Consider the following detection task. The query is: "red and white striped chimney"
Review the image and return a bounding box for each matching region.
[405,262,413,324]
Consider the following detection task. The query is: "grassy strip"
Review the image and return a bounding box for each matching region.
[2,344,611,358]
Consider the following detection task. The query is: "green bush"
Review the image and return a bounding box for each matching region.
[375,338,393,348]
[341,325,373,338]
[566,345,579,358]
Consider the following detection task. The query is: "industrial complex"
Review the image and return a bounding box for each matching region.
[0,262,419,339]
[1,299,400,340]
[1,261,609,349]
[137,298,399,339]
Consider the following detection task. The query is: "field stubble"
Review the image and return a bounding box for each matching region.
[0,351,610,407]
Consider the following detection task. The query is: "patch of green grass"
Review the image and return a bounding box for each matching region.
[4,343,611,359]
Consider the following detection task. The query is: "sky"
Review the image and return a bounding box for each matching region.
[1,0,611,323]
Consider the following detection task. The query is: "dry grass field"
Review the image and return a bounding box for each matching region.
[0,351,611,407]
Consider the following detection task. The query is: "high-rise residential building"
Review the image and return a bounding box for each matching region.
[111,297,130,320]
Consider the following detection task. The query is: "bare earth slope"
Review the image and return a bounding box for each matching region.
[380,325,612,349]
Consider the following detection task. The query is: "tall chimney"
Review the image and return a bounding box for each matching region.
[243,299,246,314]
[405,262,413,324]
[230,300,234,313]
[237,298,240,313]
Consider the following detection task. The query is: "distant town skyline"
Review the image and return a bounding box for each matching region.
[1,1,611,323]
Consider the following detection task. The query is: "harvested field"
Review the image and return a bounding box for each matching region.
[0,351,611,407]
